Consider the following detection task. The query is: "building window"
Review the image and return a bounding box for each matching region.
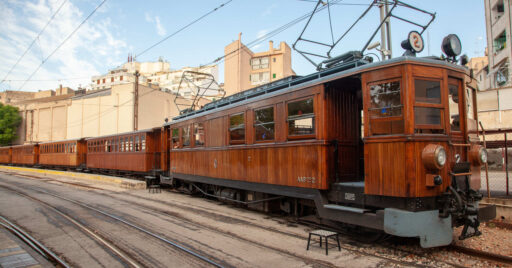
[251,57,269,70]
[102,78,106,84]
[171,128,180,148]
[494,30,506,53]
[273,57,276,63]
[194,123,205,146]
[250,72,270,85]
[97,80,100,84]
[287,98,315,136]
[229,113,245,144]
[495,60,509,87]
[182,125,191,146]
[254,106,275,141]
[493,0,505,22]
[120,75,123,81]
[111,77,114,82]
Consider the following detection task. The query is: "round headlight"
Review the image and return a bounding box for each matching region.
[470,145,487,166]
[479,147,488,164]
[435,147,447,167]
[422,144,447,170]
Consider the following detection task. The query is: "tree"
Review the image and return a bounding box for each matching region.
[0,103,22,146]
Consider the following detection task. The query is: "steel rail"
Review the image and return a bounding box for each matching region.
[0,187,141,268]
[450,245,512,266]
[0,215,70,268]
[3,184,224,268]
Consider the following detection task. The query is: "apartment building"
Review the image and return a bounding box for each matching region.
[224,33,296,96]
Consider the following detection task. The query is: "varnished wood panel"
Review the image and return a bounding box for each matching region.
[0,147,11,164]
[170,144,329,189]
[365,142,407,196]
[11,145,38,165]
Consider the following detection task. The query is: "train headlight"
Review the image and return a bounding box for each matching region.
[422,144,446,170]
[470,145,487,166]
[436,148,447,167]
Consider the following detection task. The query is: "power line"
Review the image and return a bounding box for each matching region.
[136,0,235,59]
[1,0,68,84]
[203,0,342,67]
[17,0,108,91]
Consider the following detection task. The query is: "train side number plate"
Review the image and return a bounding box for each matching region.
[297,176,316,184]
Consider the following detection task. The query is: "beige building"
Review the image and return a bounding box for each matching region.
[224,33,296,96]
[8,87,77,144]
[67,82,188,139]
[478,0,512,131]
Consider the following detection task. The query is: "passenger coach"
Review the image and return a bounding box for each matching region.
[161,54,495,248]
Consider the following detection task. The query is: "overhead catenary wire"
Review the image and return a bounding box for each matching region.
[1,0,68,84]
[203,0,343,67]
[17,0,108,91]
[136,0,235,59]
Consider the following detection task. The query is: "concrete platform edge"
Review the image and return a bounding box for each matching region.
[0,165,146,190]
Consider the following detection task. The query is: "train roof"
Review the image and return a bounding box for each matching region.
[165,56,467,125]
[38,138,86,145]
[85,128,156,141]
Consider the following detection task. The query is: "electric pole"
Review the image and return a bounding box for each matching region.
[134,71,140,131]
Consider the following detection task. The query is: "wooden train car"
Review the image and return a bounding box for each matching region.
[162,55,495,248]
[0,147,11,164]
[11,144,38,166]
[86,129,162,175]
[39,139,87,168]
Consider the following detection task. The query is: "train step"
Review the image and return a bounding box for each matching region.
[323,204,370,214]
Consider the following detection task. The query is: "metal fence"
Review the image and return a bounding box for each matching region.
[480,130,512,197]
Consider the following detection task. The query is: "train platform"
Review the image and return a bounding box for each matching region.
[482,197,512,222]
[0,226,52,268]
[0,165,146,190]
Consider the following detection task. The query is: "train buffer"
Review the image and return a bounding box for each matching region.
[306,229,341,255]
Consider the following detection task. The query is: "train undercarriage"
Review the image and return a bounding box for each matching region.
[161,171,496,248]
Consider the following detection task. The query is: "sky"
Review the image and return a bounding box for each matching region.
[0,0,486,92]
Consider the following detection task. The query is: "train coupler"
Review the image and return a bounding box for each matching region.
[459,217,481,240]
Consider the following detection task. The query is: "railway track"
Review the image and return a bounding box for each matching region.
[0,215,70,268]
[2,170,511,267]
[0,182,224,268]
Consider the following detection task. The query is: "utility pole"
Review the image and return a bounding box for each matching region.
[134,71,140,131]
[379,0,392,59]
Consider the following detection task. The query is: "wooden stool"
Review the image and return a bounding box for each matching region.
[307,229,341,255]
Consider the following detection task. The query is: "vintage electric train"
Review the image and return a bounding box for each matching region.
[0,39,496,248]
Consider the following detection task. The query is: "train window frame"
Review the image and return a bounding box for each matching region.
[254,105,276,142]
[194,122,205,147]
[448,77,463,133]
[141,134,146,151]
[135,135,140,152]
[413,77,445,133]
[286,96,316,140]
[229,113,246,145]
[367,79,405,136]
[182,125,191,147]
[129,136,133,152]
[171,128,180,149]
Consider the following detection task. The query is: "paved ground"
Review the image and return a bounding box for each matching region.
[0,170,507,267]
[0,171,399,268]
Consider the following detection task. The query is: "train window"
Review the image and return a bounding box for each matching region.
[287,98,315,137]
[466,87,475,120]
[415,79,441,104]
[171,129,180,148]
[130,137,133,151]
[194,123,205,147]
[448,81,461,132]
[135,136,140,151]
[120,138,123,152]
[413,79,444,133]
[229,113,245,144]
[182,126,191,147]
[141,135,146,151]
[254,106,275,141]
[368,80,404,135]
